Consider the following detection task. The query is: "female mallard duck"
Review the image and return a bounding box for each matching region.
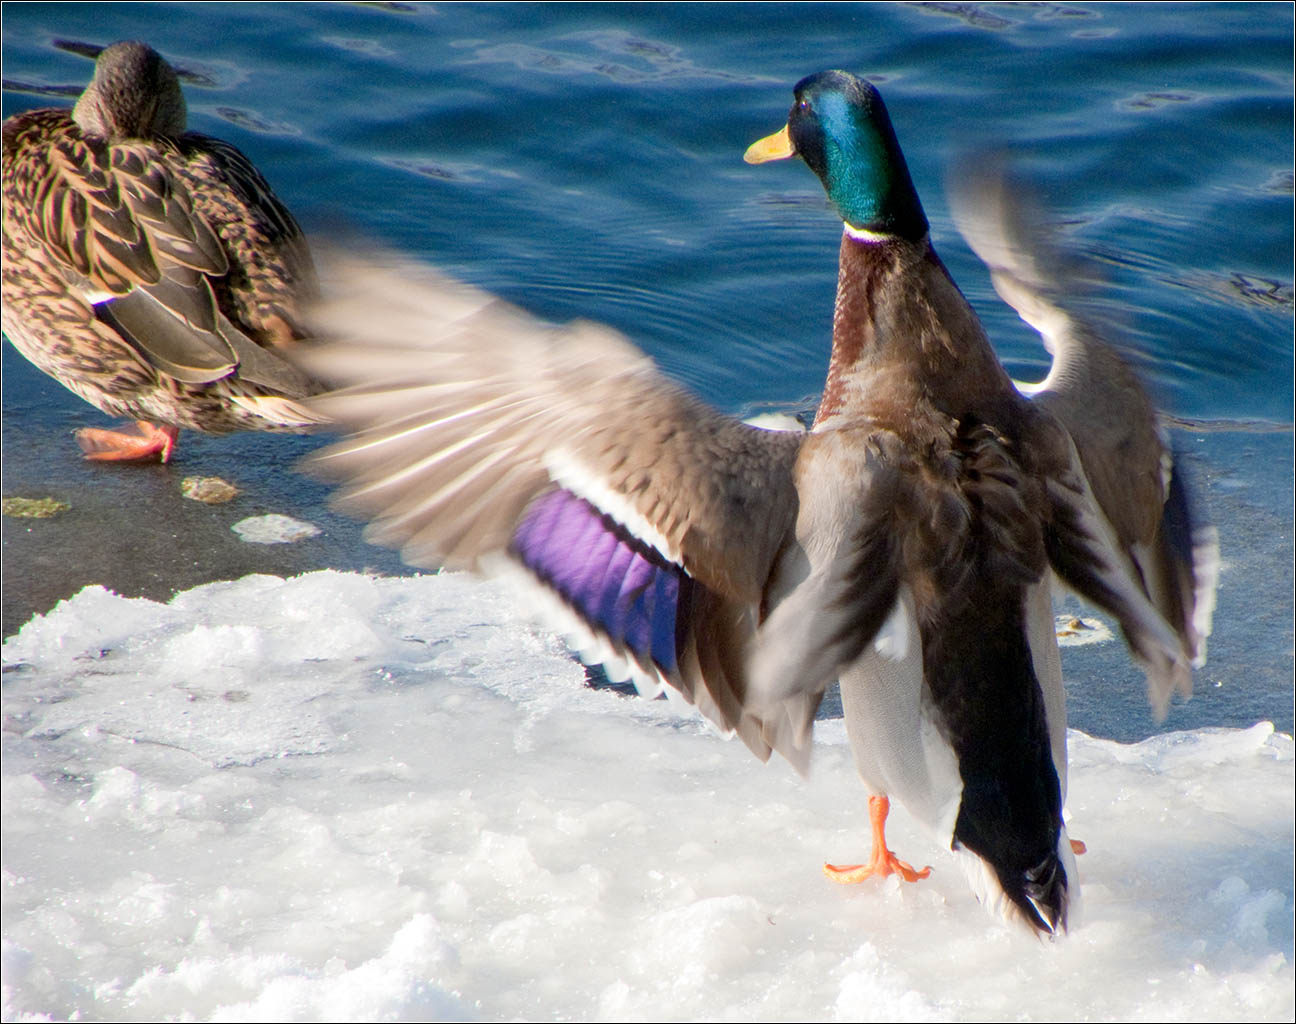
[2,40,325,462]
[295,71,1215,934]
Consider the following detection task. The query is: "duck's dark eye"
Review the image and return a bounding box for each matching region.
[797,99,809,112]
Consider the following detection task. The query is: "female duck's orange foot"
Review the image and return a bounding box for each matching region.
[1070,838,1087,855]
[824,794,932,885]
[77,422,180,463]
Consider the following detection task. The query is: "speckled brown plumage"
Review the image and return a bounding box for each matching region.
[1,40,325,461]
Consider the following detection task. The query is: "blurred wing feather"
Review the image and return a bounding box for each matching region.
[950,159,1217,713]
[298,251,814,763]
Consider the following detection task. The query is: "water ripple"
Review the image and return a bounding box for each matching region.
[212,107,302,137]
[454,29,778,86]
[0,79,80,100]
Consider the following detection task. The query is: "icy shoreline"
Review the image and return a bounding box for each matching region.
[3,570,1292,1021]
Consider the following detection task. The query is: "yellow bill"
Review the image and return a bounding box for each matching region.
[743,124,795,164]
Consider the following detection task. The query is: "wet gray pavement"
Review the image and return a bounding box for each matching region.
[2,345,410,639]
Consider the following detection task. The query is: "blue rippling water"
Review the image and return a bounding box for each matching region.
[4,2,1291,417]
[2,2,1292,738]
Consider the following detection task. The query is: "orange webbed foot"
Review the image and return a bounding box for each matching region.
[77,422,180,462]
[1070,838,1087,855]
[824,794,932,885]
[824,853,932,884]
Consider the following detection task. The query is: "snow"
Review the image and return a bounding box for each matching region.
[3,570,1293,1022]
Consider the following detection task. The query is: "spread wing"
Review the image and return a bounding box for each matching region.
[296,250,820,766]
[950,161,1218,716]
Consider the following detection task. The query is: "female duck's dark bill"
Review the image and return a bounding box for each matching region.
[744,124,795,164]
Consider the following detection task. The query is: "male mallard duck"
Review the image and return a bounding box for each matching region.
[2,40,325,462]
[295,71,1215,934]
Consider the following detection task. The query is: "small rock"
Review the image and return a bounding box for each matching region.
[2,496,70,518]
[1054,614,1114,647]
[181,476,240,504]
[231,513,322,544]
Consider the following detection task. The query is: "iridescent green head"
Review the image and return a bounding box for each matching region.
[746,70,928,242]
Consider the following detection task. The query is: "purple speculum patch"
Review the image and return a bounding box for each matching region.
[508,487,691,675]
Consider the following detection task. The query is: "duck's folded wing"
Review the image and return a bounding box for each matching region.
[296,251,814,765]
[173,133,318,343]
[950,162,1218,715]
[9,117,320,403]
[10,120,241,382]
